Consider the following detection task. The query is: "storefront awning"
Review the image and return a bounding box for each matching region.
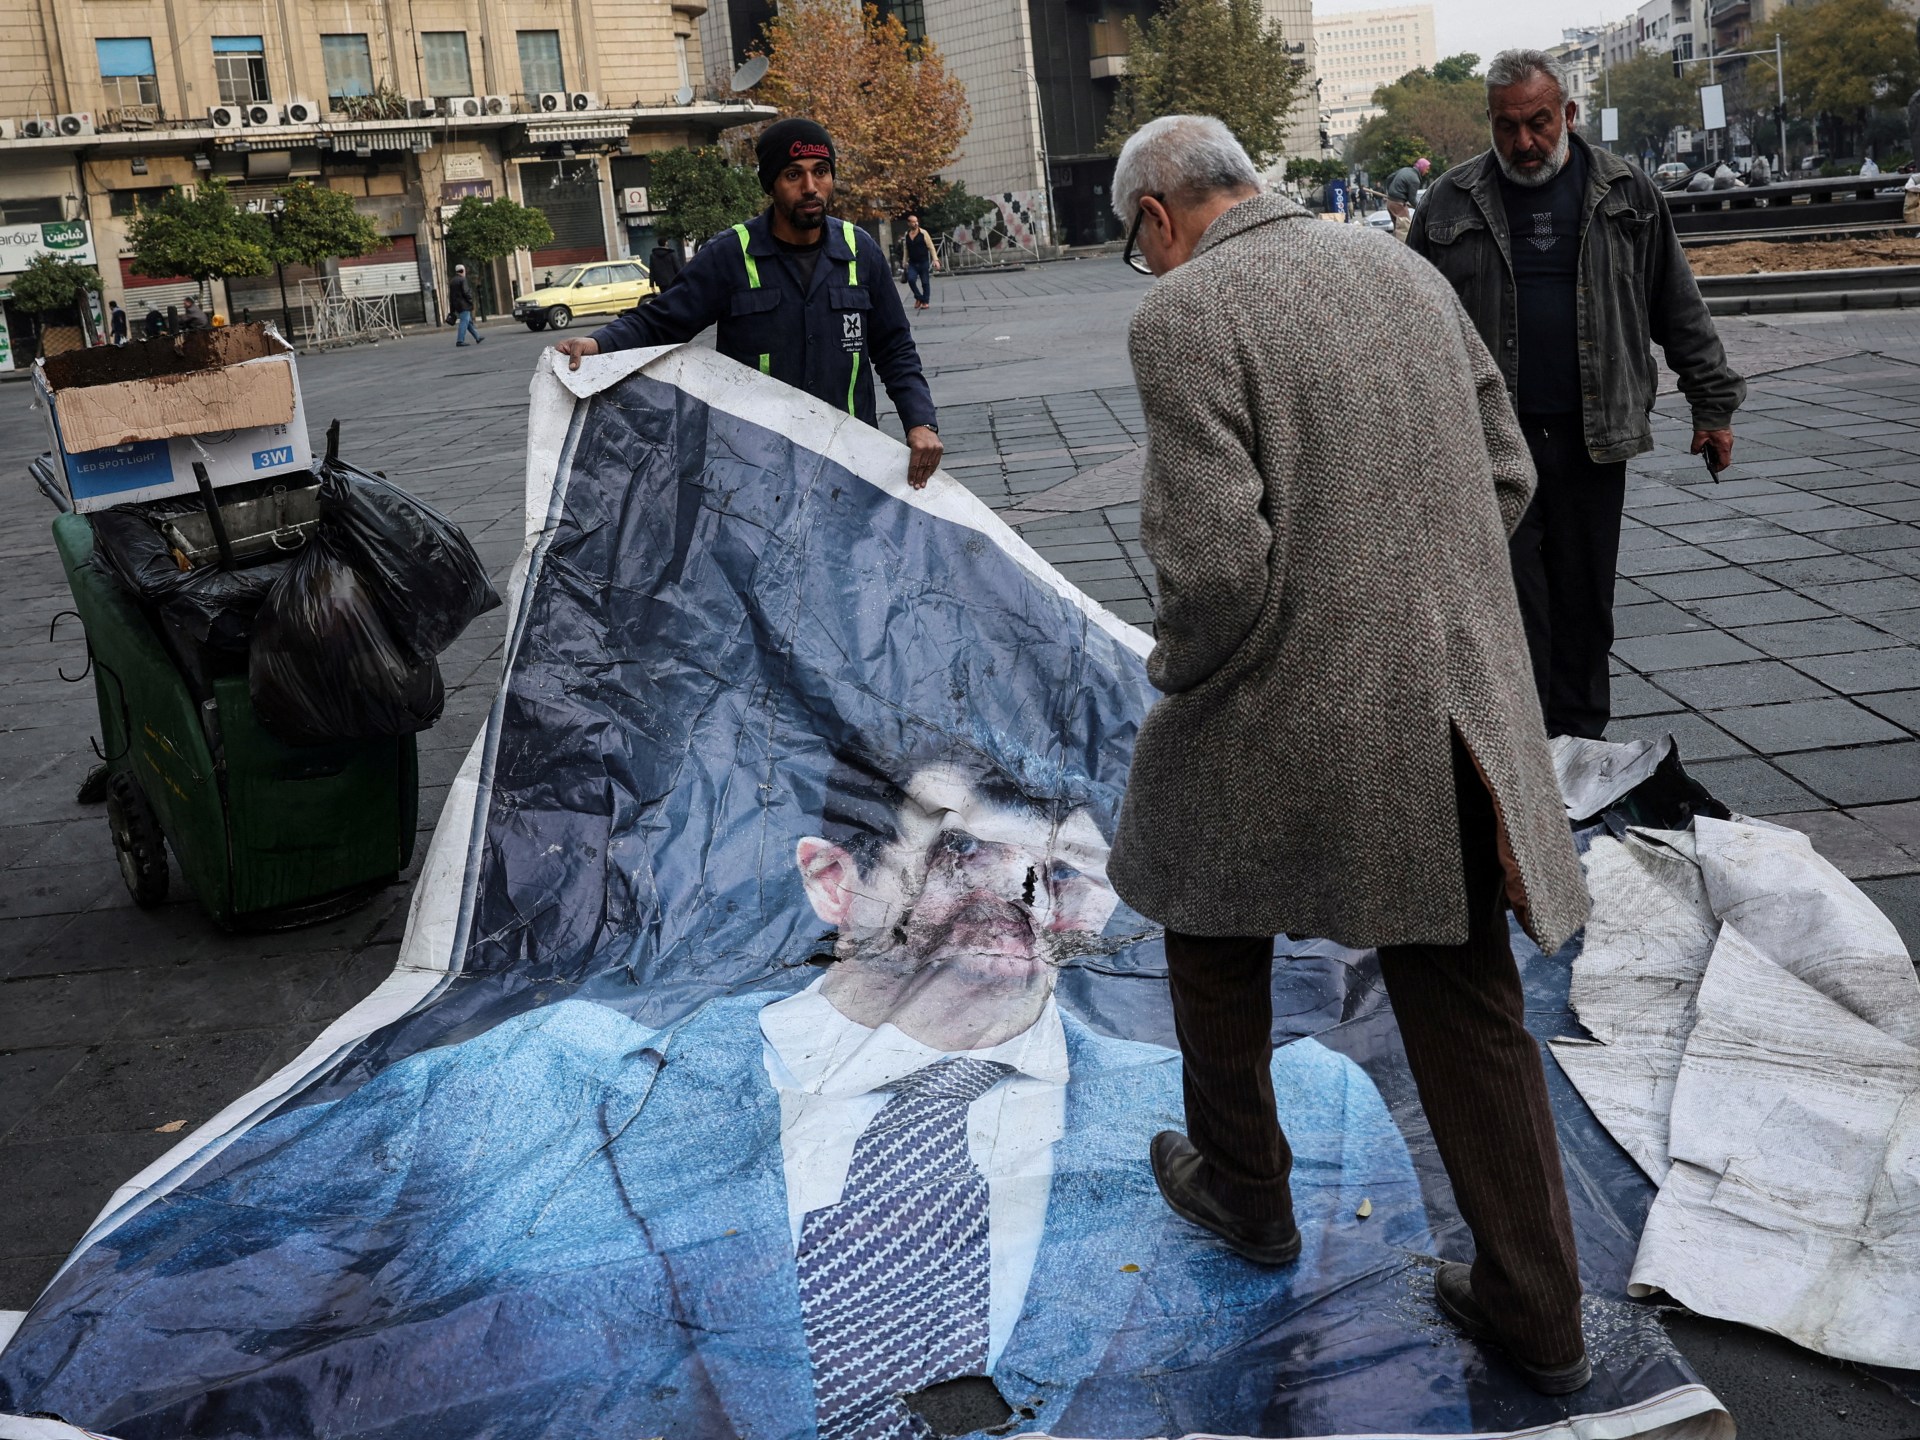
[326,128,436,153]
[521,119,631,144]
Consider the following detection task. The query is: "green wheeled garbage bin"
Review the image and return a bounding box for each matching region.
[54,512,418,930]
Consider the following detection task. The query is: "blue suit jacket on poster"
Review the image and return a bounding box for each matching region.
[0,995,1472,1440]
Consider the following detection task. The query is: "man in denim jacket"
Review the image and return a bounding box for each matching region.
[1410,48,1746,739]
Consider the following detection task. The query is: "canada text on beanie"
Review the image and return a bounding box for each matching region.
[756,118,836,193]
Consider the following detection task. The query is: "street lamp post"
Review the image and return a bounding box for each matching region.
[1013,65,1056,250]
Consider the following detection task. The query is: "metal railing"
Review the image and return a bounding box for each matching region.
[937,230,1041,273]
[297,278,402,348]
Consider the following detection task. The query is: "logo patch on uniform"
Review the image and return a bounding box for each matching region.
[842,311,863,346]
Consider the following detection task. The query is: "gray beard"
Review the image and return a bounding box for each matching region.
[1497,130,1572,187]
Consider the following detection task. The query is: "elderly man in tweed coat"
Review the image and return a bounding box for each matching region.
[1106,115,1594,1395]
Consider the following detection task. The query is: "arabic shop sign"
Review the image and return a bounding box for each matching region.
[0,221,97,273]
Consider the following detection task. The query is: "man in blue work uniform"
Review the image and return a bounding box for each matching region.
[556,118,943,488]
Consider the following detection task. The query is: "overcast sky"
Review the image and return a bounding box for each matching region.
[1315,0,1629,72]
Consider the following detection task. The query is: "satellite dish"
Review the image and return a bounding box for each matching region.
[675,83,696,106]
[731,55,769,92]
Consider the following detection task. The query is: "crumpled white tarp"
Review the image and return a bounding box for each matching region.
[1553,804,1920,1368]
[1551,734,1675,822]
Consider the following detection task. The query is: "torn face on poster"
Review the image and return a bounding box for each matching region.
[0,348,1730,1440]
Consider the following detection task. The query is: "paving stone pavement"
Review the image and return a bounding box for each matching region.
[1,260,1917,1438]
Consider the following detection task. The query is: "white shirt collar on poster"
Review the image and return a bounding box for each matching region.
[759,977,1069,1365]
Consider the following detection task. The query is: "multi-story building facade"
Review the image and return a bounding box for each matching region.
[1546,26,1604,115]
[0,0,768,364]
[701,0,1320,249]
[1311,4,1436,153]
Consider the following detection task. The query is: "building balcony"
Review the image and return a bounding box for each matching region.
[1089,20,1129,80]
[1707,0,1748,21]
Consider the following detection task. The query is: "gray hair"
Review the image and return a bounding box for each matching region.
[1485,49,1568,105]
[1110,115,1261,226]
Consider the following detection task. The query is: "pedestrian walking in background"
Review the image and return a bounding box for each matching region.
[108,302,127,345]
[647,240,683,291]
[450,264,484,346]
[1410,48,1744,739]
[900,213,938,310]
[1385,156,1429,241]
[553,118,942,490]
[1108,113,1594,1395]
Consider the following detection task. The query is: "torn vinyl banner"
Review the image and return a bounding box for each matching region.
[0,348,1728,1440]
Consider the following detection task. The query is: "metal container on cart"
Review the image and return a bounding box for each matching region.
[53,510,418,930]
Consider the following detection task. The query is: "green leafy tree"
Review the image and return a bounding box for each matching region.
[444,197,554,266]
[911,177,992,237]
[1101,0,1310,168]
[648,146,765,245]
[1349,54,1487,174]
[125,177,271,306]
[259,180,384,335]
[270,181,382,269]
[10,253,103,349]
[10,253,103,319]
[1605,51,1695,157]
[444,198,555,315]
[1348,121,1431,175]
[1285,157,1347,185]
[1762,0,1920,157]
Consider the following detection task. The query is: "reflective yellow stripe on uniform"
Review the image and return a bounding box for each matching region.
[733,223,759,289]
[842,220,859,411]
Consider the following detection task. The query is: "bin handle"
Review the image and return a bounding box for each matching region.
[87,652,133,764]
[50,610,89,683]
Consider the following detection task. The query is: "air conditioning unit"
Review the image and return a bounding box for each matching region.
[20,117,55,138]
[408,96,438,118]
[481,94,509,116]
[566,91,595,111]
[0,120,16,141]
[57,112,95,137]
[537,91,568,113]
[446,95,484,119]
[282,98,320,124]
[243,102,274,127]
[208,104,243,129]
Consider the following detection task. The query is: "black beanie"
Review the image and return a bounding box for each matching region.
[756,118,835,193]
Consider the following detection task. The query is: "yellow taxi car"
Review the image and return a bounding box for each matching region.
[513,259,656,331]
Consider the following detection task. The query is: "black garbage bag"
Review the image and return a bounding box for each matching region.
[249,532,445,746]
[88,501,297,655]
[317,460,500,665]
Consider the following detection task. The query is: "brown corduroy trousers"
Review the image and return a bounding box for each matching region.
[1162,739,1585,1369]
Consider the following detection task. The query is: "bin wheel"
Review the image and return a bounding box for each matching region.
[106,771,169,908]
[547,305,572,330]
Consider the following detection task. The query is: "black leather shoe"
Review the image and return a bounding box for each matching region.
[1149,1131,1301,1265]
[1433,1262,1593,1395]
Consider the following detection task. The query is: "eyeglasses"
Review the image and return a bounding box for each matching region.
[1123,194,1164,275]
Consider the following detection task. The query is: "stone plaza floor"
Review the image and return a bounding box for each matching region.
[2,259,1918,1437]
